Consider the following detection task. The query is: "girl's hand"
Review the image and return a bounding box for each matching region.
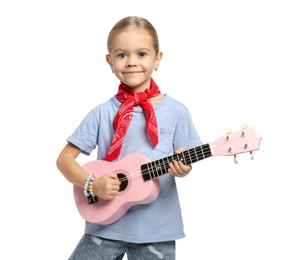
[93,173,121,200]
[168,147,192,178]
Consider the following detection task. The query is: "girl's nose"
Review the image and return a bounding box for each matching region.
[126,56,137,67]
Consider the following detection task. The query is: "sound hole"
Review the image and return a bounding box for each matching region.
[117,173,129,193]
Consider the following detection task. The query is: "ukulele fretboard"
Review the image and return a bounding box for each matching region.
[141,143,212,181]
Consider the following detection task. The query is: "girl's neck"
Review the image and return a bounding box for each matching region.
[150,93,164,105]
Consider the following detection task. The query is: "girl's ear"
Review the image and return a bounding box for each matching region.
[106,54,111,65]
[154,51,163,70]
[106,54,114,73]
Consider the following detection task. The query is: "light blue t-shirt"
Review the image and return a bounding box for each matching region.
[67,94,202,243]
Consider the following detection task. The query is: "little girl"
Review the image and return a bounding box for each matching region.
[57,16,202,260]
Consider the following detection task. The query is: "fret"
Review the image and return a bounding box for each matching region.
[188,148,197,163]
[186,149,192,164]
[194,147,199,161]
[156,158,163,176]
[166,155,171,170]
[149,161,155,179]
[181,152,187,165]
[152,160,159,177]
[176,153,181,163]
[200,145,205,159]
[195,146,203,161]
[161,157,167,175]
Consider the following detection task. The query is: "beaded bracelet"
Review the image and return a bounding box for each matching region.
[83,174,97,204]
[83,174,93,197]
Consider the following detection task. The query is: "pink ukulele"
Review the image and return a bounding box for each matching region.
[73,125,261,225]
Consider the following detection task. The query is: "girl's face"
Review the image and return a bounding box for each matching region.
[106,28,162,92]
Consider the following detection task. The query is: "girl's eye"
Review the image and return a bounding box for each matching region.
[138,52,147,57]
[118,53,127,58]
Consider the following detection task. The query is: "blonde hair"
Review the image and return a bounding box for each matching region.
[107,16,160,54]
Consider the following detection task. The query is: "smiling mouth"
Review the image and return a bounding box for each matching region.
[123,71,142,74]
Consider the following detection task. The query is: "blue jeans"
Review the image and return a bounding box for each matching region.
[69,234,176,260]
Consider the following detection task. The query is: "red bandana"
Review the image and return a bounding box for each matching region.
[104,78,160,161]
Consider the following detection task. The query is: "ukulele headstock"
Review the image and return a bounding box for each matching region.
[210,124,261,163]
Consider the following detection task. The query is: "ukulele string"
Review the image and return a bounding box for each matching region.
[118,146,211,183]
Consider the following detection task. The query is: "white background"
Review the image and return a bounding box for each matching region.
[1,0,282,259]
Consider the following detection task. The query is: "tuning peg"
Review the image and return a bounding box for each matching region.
[234,155,238,164]
[225,128,232,140]
[225,128,232,134]
[250,151,254,160]
[241,123,248,137]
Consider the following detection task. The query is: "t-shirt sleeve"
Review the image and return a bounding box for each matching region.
[67,109,99,155]
[173,106,202,151]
